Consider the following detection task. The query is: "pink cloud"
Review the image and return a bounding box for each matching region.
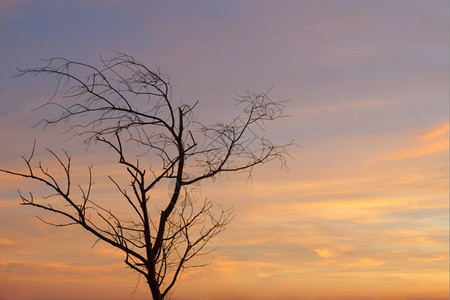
[0,0,25,13]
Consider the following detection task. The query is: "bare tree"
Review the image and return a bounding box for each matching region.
[1,53,291,300]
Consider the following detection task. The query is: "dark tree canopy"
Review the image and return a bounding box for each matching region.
[1,53,292,300]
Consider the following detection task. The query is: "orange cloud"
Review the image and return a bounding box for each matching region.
[375,122,449,160]
[344,257,386,268]
[314,248,334,258]
[422,122,450,141]
[407,253,449,264]
[0,237,15,245]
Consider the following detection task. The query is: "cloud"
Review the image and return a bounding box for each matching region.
[0,237,15,245]
[314,248,334,258]
[294,97,400,123]
[422,122,450,141]
[0,0,32,23]
[407,253,448,264]
[0,0,20,12]
[344,257,386,268]
[375,122,449,160]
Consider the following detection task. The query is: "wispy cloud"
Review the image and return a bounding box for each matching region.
[376,122,449,160]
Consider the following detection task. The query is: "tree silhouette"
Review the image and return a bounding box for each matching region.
[0,53,291,300]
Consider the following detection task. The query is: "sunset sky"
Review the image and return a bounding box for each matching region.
[0,1,448,300]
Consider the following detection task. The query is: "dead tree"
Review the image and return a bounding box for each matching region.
[1,53,291,300]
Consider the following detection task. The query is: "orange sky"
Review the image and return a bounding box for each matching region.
[0,1,448,300]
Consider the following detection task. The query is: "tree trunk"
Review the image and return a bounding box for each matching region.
[148,281,163,300]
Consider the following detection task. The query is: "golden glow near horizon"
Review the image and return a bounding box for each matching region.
[0,1,448,300]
